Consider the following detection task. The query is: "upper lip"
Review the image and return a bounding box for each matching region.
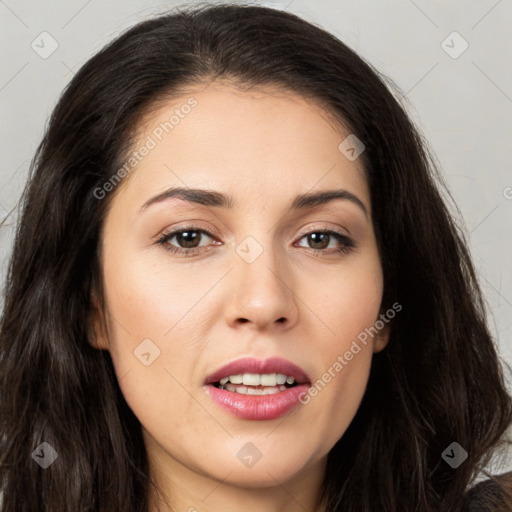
[204,357,311,385]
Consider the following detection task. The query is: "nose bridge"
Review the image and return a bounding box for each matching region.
[227,228,298,328]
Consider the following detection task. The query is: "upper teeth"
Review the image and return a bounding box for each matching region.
[219,373,295,386]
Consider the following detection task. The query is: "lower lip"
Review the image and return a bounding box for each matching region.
[205,384,310,420]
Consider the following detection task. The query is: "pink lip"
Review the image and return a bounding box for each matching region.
[203,357,311,421]
[205,384,310,420]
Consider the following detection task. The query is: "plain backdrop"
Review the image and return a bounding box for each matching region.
[1,0,511,474]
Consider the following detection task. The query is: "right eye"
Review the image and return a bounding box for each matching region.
[156,226,220,257]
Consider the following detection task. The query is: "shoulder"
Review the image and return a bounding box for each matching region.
[461,472,512,512]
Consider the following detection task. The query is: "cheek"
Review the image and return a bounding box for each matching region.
[101,259,210,454]
[297,311,375,458]
[101,244,221,359]
[310,251,384,342]
[99,247,226,421]
[296,256,382,449]
[101,252,186,338]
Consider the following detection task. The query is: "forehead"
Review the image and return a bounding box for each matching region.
[110,82,370,215]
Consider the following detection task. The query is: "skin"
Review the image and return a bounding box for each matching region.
[90,82,390,512]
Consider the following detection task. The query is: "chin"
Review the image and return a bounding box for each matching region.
[213,465,305,488]
[197,443,318,488]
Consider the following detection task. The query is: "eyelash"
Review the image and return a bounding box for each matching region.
[156,224,356,258]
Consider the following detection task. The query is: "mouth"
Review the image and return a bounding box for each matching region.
[204,357,311,420]
[211,373,299,394]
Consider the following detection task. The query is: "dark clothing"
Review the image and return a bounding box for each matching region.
[462,472,512,511]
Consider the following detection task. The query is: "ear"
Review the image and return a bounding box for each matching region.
[88,291,110,351]
[372,318,391,354]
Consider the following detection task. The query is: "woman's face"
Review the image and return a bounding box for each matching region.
[92,83,389,499]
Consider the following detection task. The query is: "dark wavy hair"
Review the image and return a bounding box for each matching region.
[1,3,511,511]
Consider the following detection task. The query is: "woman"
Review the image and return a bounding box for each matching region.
[0,3,511,511]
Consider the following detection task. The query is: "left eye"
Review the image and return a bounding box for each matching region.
[295,230,351,251]
[157,227,217,254]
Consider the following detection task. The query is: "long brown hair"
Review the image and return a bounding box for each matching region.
[1,3,511,511]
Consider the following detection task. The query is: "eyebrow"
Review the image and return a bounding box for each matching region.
[139,187,368,218]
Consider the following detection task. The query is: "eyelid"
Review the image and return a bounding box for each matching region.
[156,221,220,241]
[295,222,351,239]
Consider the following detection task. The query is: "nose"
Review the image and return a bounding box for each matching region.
[224,241,299,331]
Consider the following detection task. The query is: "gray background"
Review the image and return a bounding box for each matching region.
[1,0,511,474]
